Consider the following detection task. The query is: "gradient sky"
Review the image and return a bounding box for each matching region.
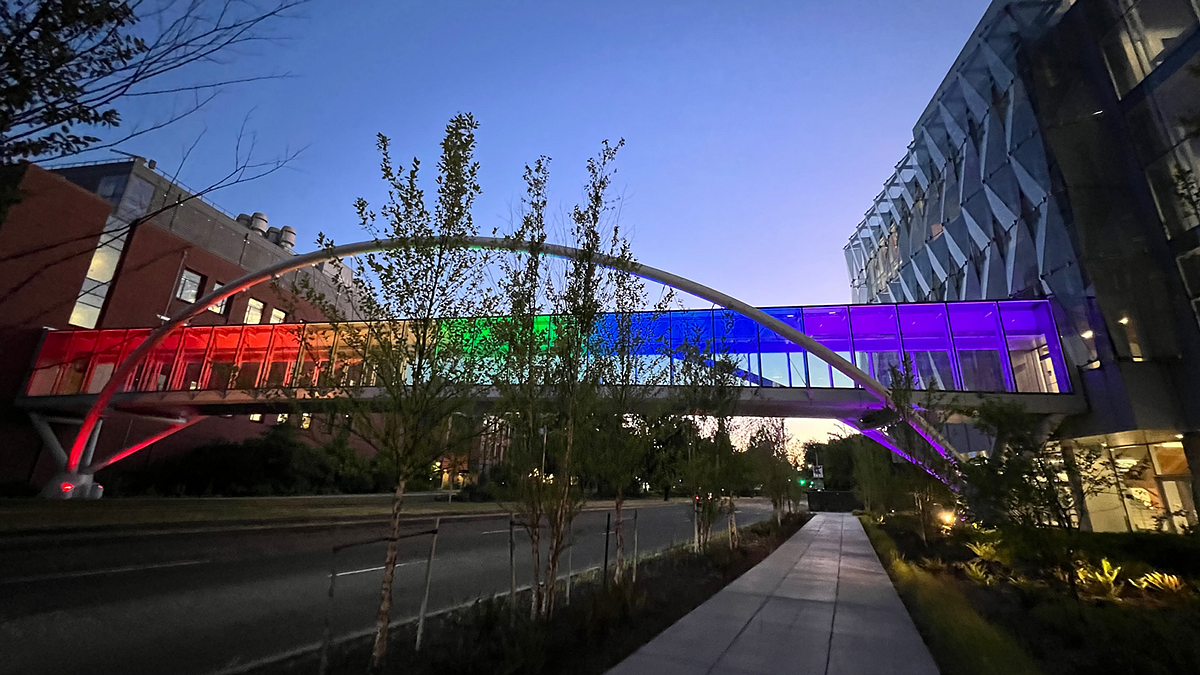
[105,0,994,442]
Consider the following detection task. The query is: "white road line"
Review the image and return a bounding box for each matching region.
[1,558,210,584]
[333,560,420,577]
[480,529,510,535]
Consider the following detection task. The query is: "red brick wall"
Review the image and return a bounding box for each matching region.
[0,165,113,485]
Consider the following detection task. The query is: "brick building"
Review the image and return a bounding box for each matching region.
[0,158,355,490]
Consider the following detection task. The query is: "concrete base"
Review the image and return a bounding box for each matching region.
[40,472,103,499]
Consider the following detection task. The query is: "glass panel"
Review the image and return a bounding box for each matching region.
[234,326,273,389]
[758,307,805,387]
[174,327,213,391]
[715,310,759,386]
[897,304,958,390]
[849,305,901,387]
[26,332,73,396]
[802,306,853,388]
[999,301,1069,393]
[58,332,98,395]
[117,329,150,392]
[205,326,244,390]
[140,330,182,392]
[298,325,336,387]
[670,309,713,385]
[332,325,370,387]
[264,325,303,388]
[948,302,1013,392]
[83,330,131,394]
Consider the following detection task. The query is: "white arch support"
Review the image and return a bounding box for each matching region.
[62,236,963,476]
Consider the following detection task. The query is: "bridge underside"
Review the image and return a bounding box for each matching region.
[18,386,1086,420]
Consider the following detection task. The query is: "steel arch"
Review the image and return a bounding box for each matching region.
[65,236,962,472]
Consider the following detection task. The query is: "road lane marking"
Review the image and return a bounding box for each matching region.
[333,560,420,577]
[1,558,210,584]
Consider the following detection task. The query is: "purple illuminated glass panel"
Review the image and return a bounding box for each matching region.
[998,301,1070,393]
[896,304,958,390]
[757,307,805,387]
[803,306,853,388]
[849,305,901,387]
[947,302,1014,392]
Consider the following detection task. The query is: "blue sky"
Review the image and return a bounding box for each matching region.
[107,0,992,442]
[110,0,990,307]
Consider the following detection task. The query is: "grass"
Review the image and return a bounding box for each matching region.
[259,513,810,675]
[859,515,1043,675]
[0,495,691,533]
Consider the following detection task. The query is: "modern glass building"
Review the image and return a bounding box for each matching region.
[844,0,1200,531]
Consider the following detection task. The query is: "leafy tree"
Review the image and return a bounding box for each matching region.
[746,417,798,525]
[0,0,304,163]
[297,116,490,671]
[851,434,896,514]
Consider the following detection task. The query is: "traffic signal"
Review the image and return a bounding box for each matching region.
[798,477,808,486]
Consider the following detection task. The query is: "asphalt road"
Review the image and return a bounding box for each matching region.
[0,499,775,675]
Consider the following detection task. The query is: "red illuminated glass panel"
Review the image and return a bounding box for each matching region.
[174,327,213,390]
[234,326,273,389]
[264,325,302,388]
[205,326,244,390]
[331,325,369,387]
[117,329,151,391]
[83,330,134,393]
[26,331,73,396]
[139,330,181,391]
[58,332,98,395]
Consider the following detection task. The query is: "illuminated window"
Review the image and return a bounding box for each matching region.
[249,413,264,423]
[244,298,264,324]
[269,308,287,324]
[208,283,228,314]
[300,413,312,429]
[276,413,289,424]
[177,269,204,303]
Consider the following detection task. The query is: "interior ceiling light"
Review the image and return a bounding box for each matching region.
[1081,330,1095,339]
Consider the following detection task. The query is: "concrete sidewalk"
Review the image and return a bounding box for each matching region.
[606,512,940,675]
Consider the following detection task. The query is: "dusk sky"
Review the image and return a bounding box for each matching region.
[103,0,993,441]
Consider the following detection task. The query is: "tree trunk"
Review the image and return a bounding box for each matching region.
[727,497,739,549]
[368,478,407,673]
[614,491,625,584]
[528,517,543,619]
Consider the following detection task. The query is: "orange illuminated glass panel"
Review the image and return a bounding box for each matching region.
[331,326,370,387]
[264,325,302,388]
[140,330,182,391]
[174,327,213,390]
[26,331,73,396]
[205,326,244,390]
[84,330,132,394]
[297,325,335,387]
[234,325,273,389]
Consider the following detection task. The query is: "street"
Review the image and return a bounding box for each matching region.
[0,499,775,675]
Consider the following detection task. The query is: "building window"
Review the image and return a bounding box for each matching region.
[244,298,264,324]
[276,413,289,424]
[269,308,287,324]
[208,282,229,314]
[249,413,264,423]
[300,413,312,429]
[177,269,204,303]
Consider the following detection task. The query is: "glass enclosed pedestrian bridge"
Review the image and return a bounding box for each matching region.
[23,300,1077,417]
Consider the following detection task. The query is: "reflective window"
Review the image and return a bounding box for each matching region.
[897,304,959,390]
[270,308,287,324]
[947,302,1013,392]
[244,298,265,324]
[1102,0,1199,96]
[208,283,229,315]
[849,305,901,387]
[177,269,204,303]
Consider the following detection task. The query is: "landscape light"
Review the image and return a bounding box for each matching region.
[938,510,955,526]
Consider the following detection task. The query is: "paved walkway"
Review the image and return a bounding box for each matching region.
[606,512,940,675]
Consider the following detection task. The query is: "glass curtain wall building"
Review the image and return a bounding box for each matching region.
[844,0,1200,531]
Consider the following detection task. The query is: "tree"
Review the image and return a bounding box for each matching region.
[493,140,630,617]
[0,0,305,163]
[851,434,895,514]
[587,257,671,583]
[297,116,490,672]
[747,418,796,526]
